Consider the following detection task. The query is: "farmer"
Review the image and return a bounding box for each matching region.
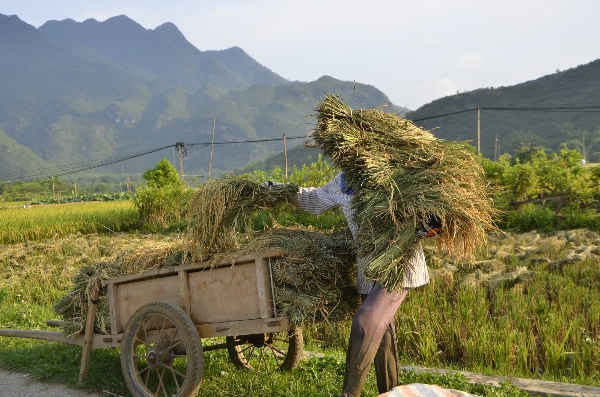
[291,171,439,396]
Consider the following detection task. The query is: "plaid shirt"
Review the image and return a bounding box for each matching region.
[297,173,429,294]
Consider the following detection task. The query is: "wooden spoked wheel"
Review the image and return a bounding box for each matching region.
[226,326,303,371]
[120,302,203,397]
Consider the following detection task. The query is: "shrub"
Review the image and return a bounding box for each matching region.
[134,159,192,231]
[505,204,555,232]
[558,207,600,230]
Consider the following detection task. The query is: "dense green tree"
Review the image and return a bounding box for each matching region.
[142,158,182,188]
[562,124,600,162]
[134,159,191,231]
[483,146,599,215]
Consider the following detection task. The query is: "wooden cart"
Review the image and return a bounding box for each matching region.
[0,250,303,397]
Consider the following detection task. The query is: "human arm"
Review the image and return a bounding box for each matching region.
[289,173,351,216]
[261,176,343,215]
[296,175,344,215]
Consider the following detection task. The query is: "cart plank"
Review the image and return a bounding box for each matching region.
[188,259,268,323]
[106,250,282,336]
[114,274,180,332]
[196,317,289,338]
[102,250,285,287]
[0,329,116,349]
[0,329,82,345]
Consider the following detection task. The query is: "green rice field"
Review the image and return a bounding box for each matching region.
[0,201,139,244]
[0,203,598,395]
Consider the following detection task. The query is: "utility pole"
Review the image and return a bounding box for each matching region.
[283,134,288,182]
[175,142,186,182]
[51,176,55,201]
[582,131,587,162]
[494,134,499,161]
[476,105,481,154]
[208,117,216,179]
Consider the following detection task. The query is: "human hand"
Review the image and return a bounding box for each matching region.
[418,215,442,238]
[261,180,283,189]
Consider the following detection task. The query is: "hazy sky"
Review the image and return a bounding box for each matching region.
[3,0,599,109]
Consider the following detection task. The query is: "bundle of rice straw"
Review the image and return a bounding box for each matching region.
[55,228,357,333]
[187,178,297,259]
[54,242,187,334]
[313,95,497,290]
[55,178,355,333]
[250,227,359,324]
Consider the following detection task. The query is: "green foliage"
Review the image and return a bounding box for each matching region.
[142,158,181,188]
[134,159,192,231]
[482,146,600,231]
[240,154,337,188]
[239,155,347,231]
[287,154,338,187]
[563,124,600,162]
[0,179,64,202]
[505,204,556,232]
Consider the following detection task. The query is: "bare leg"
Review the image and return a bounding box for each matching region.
[341,286,408,397]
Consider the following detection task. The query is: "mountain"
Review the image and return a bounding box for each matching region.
[38,15,285,91]
[0,13,400,181]
[407,60,600,160]
[0,128,47,180]
[0,14,145,168]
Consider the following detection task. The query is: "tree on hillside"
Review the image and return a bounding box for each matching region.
[562,124,600,163]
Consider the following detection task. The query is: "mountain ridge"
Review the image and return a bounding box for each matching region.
[407,58,600,159]
[7,12,596,180]
[0,13,400,180]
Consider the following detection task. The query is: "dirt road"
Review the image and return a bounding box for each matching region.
[0,369,103,397]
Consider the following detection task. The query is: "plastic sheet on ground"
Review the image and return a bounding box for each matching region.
[379,383,479,397]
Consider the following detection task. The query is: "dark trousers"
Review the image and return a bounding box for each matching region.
[341,286,408,397]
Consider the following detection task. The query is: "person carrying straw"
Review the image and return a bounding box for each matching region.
[284,95,495,396]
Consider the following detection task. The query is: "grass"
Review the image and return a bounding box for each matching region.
[0,230,598,395]
[0,201,27,210]
[0,338,529,397]
[0,201,139,244]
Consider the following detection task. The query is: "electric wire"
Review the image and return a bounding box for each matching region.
[4,144,174,182]
[2,136,307,182]
[187,135,306,147]
[5,105,600,182]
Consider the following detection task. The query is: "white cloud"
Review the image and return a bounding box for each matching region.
[430,77,459,100]
[457,54,483,71]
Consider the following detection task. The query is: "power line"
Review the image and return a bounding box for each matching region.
[410,105,600,123]
[482,106,600,111]
[2,135,307,182]
[411,108,476,122]
[5,144,174,182]
[5,104,600,182]
[187,135,306,147]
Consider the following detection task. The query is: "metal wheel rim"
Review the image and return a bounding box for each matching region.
[231,332,291,370]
